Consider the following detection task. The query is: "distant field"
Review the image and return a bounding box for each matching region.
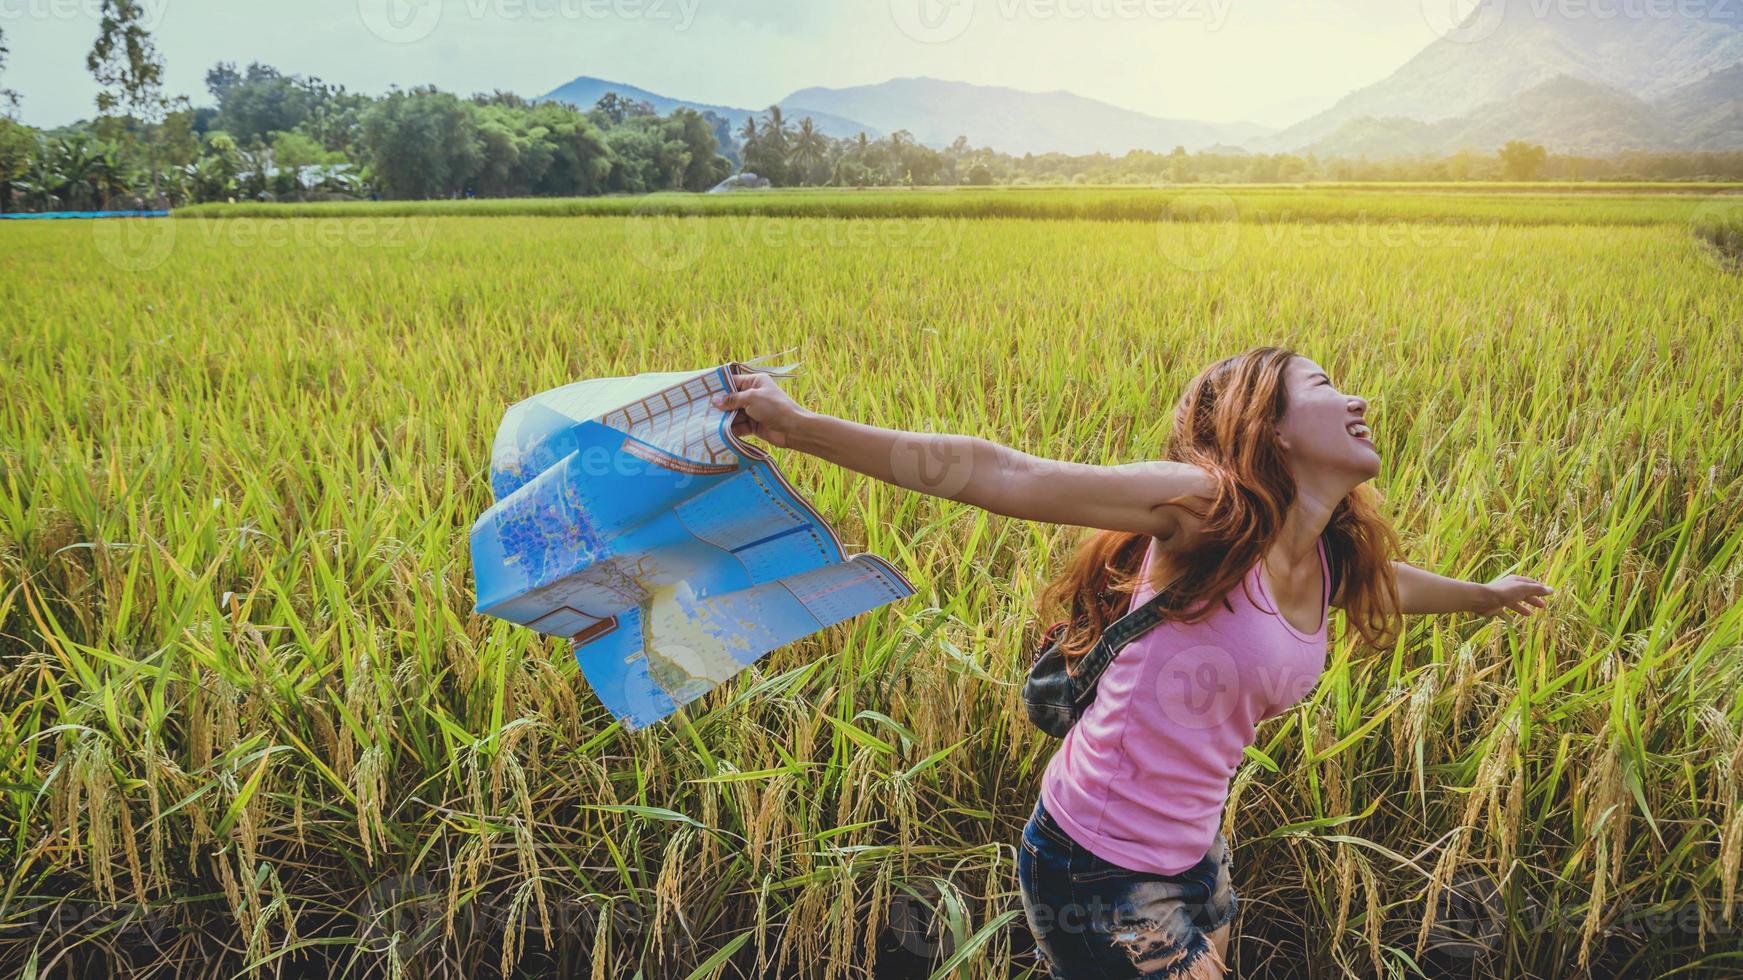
[175,183,1743,227]
[4,188,1743,978]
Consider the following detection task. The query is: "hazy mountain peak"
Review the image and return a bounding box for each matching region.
[1265,4,1743,153]
[779,77,1272,156]
[536,76,881,141]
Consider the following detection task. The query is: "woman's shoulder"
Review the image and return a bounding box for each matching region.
[1154,507,1209,555]
[1150,464,1217,554]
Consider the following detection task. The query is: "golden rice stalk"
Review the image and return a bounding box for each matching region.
[1403,667,1440,804]
[650,825,696,966]
[59,735,119,903]
[747,773,791,878]
[753,873,773,978]
[1698,703,1743,922]
[502,750,551,939]
[498,877,542,979]
[352,743,389,866]
[830,859,858,980]
[1580,729,1627,891]
[1415,825,1471,959]
[589,896,614,980]
[1450,640,1478,738]
[1579,837,1609,972]
[1362,853,1384,978]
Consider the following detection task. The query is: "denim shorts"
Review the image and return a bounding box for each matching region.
[1017,795,1238,978]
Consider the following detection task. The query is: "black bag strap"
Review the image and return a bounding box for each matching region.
[1066,566,1190,706]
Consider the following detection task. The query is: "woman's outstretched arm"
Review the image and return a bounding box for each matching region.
[712,371,1214,537]
[1390,559,1554,618]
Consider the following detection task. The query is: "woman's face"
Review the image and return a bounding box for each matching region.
[1274,357,1379,484]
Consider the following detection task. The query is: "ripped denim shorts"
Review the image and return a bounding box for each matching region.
[1017,795,1238,979]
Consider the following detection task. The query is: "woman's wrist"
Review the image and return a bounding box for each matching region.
[786,408,830,457]
[1465,581,1497,614]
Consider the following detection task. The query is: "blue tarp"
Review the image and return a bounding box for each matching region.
[0,211,171,220]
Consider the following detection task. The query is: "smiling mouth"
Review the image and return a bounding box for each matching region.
[1346,422,1376,448]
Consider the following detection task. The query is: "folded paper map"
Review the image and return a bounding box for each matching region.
[469,354,916,730]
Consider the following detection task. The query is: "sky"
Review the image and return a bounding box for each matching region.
[3,0,1475,131]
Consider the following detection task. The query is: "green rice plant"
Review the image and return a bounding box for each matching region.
[1693,200,1743,267]
[1,189,1740,978]
[173,184,1742,228]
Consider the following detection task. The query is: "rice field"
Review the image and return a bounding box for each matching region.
[3,187,1742,979]
[175,183,1743,227]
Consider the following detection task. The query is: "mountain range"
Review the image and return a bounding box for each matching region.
[538,76,881,142]
[1261,0,1743,155]
[778,78,1270,156]
[538,3,1743,159]
[539,76,1269,155]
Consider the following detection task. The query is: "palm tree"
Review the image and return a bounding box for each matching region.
[762,105,788,142]
[87,141,135,209]
[789,118,827,186]
[51,135,102,210]
[182,155,235,203]
[754,106,791,185]
[13,154,63,211]
[737,115,761,174]
[236,139,272,199]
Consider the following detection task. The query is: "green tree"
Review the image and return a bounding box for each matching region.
[159,106,200,170]
[0,118,36,211]
[86,0,171,202]
[87,140,134,207]
[0,32,31,211]
[469,115,521,197]
[737,114,760,172]
[15,151,63,210]
[204,62,242,103]
[592,92,654,127]
[50,135,104,209]
[534,104,612,195]
[271,129,333,170]
[360,87,483,199]
[205,62,368,155]
[1498,140,1548,181]
[703,110,738,168]
[789,117,828,186]
[183,149,237,203]
[666,107,728,191]
[743,106,789,184]
[601,122,674,193]
[1,25,19,117]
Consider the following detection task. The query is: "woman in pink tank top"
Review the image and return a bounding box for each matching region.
[712,346,1555,978]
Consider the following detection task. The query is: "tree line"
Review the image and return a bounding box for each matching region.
[4,4,1743,213]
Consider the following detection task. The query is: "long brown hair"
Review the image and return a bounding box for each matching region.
[1036,346,1404,675]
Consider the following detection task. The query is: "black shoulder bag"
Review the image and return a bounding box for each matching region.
[1021,569,1187,739]
[1022,539,1343,737]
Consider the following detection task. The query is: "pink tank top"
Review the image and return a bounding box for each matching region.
[1040,534,1331,875]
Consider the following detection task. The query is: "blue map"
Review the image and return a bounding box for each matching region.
[470,357,916,730]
